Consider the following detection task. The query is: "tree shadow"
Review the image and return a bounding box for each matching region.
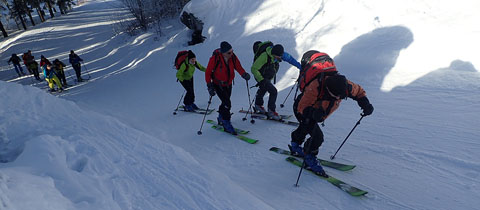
[334,26,414,89]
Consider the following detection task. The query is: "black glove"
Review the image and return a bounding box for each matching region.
[242,72,250,81]
[357,97,374,116]
[303,106,325,122]
[207,83,216,97]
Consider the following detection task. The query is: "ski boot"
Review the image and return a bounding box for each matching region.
[183,104,194,112]
[304,153,328,178]
[267,110,281,120]
[288,142,305,157]
[217,113,223,125]
[192,103,200,110]
[253,104,267,114]
[221,119,237,135]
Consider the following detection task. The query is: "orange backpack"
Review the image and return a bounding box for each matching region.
[298,51,337,92]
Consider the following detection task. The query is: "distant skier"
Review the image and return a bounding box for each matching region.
[23,50,41,80]
[175,50,206,111]
[205,41,251,135]
[42,63,63,92]
[69,50,84,82]
[289,51,374,177]
[251,41,301,120]
[7,54,26,77]
[53,59,68,87]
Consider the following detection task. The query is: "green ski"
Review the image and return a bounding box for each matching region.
[211,125,258,144]
[206,120,249,134]
[270,147,355,171]
[286,157,367,196]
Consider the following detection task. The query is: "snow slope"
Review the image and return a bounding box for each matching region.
[1,0,480,209]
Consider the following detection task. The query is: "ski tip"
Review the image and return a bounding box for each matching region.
[269,147,278,151]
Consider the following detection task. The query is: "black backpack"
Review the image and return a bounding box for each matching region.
[253,41,273,62]
[252,41,279,83]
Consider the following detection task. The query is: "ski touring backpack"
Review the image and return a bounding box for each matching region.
[252,41,280,83]
[298,50,338,92]
[253,41,273,62]
[174,50,189,70]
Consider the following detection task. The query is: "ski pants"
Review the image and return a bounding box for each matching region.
[31,67,40,80]
[57,71,67,86]
[46,75,62,90]
[13,64,25,76]
[291,93,324,155]
[180,79,195,105]
[72,63,82,80]
[213,84,232,120]
[255,80,277,112]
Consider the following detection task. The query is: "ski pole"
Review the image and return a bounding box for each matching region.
[295,159,306,187]
[173,90,186,115]
[197,95,213,135]
[280,81,297,108]
[242,80,255,124]
[81,61,91,80]
[330,115,364,160]
[294,137,314,187]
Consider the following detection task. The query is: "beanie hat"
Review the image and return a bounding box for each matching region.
[187,50,196,59]
[271,44,284,57]
[325,75,348,99]
[220,41,232,53]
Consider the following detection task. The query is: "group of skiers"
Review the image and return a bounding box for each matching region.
[176,41,375,176]
[7,50,86,92]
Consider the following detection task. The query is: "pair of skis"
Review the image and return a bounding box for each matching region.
[178,105,215,115]
[239,110,299,126]
[270,147,367,196]
[206,120,258,144]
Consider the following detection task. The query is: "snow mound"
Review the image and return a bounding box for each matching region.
[0,81,271,210]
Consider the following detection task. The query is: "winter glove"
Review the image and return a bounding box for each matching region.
[207,83,216,97]
[357,97,374,116]
[303,106,325,122]
[241,72,251,81]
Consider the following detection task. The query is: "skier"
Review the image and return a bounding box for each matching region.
[176,50,206,111]
[289,53,374,177]
[251,42,301,120]
[23,50,41,80]
[53,59,68,87]
[7,54,26,77]
[69,50,84,82]
[205,41,251,135]
[42,63,63,92]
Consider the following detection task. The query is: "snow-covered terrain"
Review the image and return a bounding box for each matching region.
[1,0,479,209]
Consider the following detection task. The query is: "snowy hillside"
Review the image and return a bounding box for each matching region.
[1,0,480,209]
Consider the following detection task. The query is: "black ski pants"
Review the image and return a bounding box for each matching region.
[255,80,277,112]
[291,93,324,155]
[180,79,195,105]
[72,63,82,80]
[213,84,232,120]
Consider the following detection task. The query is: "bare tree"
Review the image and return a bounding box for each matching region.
[0,1,8,37]
[119,0,190,34]
[11,0,28,30]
